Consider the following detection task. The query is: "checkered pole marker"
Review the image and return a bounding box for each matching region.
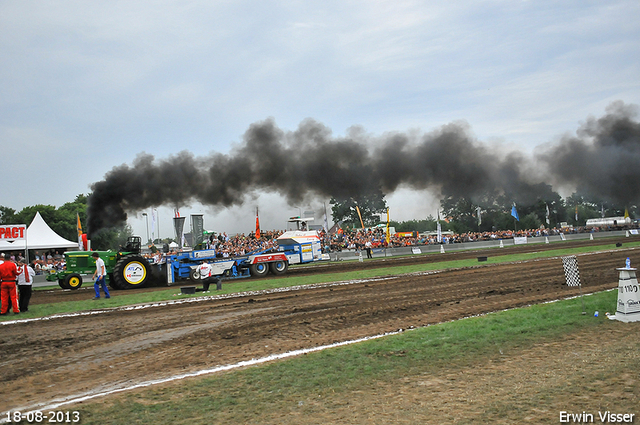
[562,255,586,314]
[562,255,581,287]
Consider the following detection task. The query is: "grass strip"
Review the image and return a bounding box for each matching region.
[73,290,624,424]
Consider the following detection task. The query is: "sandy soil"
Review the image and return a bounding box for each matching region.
[0,237,637,416]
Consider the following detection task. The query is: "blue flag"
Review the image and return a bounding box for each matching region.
[511,204,519,221]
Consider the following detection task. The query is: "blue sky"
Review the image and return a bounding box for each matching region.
[1,1,638,238]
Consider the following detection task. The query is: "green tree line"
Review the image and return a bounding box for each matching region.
[0,195,131,250]
[331,189,636,233]
[2,188,635,251]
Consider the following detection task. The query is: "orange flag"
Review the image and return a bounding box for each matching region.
[255,207,261,239]
[77,213,83,250]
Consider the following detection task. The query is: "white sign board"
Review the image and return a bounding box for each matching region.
[0,224,27,242]
[0,224,27,251]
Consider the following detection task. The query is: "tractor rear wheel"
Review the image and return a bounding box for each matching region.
[112,254,152,289]
[108,273,123,290]
[249,262,269,277]
[269,260,289,275]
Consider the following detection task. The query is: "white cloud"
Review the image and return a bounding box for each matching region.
[1,0,638,232]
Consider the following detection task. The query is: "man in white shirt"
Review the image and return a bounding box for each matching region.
[196,261,221,292]
[91,252,111,299]
[16,259,35,312]
[365,240,373,259]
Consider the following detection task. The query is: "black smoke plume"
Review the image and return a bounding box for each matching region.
[537,101,640,205]
[87,101,640,236]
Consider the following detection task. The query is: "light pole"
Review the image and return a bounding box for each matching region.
[142,213,149,244]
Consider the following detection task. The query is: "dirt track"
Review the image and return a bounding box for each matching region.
[0,238,636,413]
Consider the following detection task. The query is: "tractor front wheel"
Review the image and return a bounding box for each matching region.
[65,273,83,290]
[59,273,82,290]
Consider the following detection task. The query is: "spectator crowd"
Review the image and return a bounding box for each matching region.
[320,224,635,252]
[0,250,68,275]
[3,223,637,268]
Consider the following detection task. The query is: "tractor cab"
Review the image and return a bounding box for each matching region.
[287,216,314,231]
[121,236,142,254]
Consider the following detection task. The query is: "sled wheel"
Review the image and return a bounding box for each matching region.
[189,268,202,282]
[269,260,289,275]
[249,262,269,277]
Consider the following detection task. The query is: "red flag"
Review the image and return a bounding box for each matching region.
[255,207,261,239]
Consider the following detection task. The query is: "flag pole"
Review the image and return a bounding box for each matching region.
[436,209,442,244]
[255,206,260,239]
[356,205,365,230]
[385,207,390,257]
[580,280,586,315]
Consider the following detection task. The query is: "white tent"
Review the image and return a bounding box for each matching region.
[0,211,78,252]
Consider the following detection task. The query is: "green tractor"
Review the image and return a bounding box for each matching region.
[47,236,154,290]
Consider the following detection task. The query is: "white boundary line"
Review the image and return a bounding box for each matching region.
[1,330,403,420]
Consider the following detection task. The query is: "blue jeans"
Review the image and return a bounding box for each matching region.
[94,276,110,298]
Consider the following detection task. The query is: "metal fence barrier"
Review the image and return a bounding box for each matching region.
[328,230,633,262]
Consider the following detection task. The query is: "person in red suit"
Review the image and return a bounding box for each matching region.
[0,255,20,315]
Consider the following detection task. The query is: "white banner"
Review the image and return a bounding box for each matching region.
[514,236,528,245]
